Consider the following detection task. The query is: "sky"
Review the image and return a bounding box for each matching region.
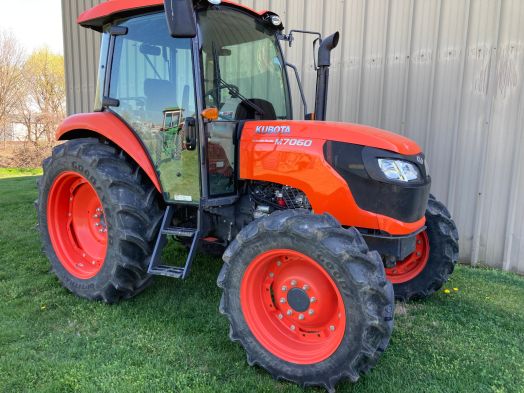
[0,0,64,55]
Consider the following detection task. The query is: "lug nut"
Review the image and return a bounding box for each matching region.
[303,284,310,290]
[278,313,283,319]
[291,280,297,286]
[281,285,287,292]
[286,309,293,316]
[95,223,100,227]
[93,214,99,218]
[310,297,317,303]
[269,272,274,278]
[91,260,96,265]
[280,297,286,304]
[417,239,422,244]
[308,309,314,315]
[298,314,304,320]
[330,325,335,331]
[276,260,282,267]
[417,252,422,257]
[290,325,295,331]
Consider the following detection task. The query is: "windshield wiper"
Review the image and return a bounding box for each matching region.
[212,45,266,118]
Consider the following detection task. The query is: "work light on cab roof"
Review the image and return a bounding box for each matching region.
[37,0,459,391]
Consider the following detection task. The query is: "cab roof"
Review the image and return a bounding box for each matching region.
[78,0,267,31]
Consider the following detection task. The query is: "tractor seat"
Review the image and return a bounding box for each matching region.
[144,78,176,115]
[235,99,277,121]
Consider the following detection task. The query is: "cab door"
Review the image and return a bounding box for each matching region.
[205,122,237,197]
[107,11,200,203]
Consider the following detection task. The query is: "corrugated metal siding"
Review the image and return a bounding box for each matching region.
[62,0,524,273]
[62,0,101,115]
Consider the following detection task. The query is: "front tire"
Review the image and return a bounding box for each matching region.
[385,195,459,301]
[217,210,394,391]
[37,138,163,303]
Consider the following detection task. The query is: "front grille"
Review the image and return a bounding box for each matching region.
[324,141,431,223]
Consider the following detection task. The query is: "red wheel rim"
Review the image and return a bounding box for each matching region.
[385,231,430,284]
[47,171,107,279]
[240,249,346,364]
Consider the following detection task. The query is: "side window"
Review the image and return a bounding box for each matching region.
[110,13,196,130]
[108,12,200,203]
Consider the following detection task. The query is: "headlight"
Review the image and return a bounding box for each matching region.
[378,159,420,182]
[270,15,282,26]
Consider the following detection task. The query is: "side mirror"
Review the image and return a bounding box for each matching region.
[164,0,197,38]
[183,117,197,151]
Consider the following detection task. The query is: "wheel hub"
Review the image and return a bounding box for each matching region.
[287,288,310,312]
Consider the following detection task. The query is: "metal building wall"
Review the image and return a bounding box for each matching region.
[62,0,101,116]
[62,0,524,273]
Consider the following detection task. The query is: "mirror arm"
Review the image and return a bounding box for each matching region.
[281,30,322,48]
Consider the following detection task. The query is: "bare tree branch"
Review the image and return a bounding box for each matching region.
[0,30,25,145]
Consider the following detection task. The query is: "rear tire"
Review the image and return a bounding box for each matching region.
[37,138,163,303]
[386,195,459,301]
[217,210,394,391]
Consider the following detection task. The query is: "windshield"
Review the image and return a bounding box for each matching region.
[198,8,291,121]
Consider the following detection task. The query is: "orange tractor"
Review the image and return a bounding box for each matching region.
[36,0,459,390]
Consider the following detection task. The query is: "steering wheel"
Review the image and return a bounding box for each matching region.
[204,82,241,102]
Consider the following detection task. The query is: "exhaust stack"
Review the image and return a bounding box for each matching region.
[314,32,340,121]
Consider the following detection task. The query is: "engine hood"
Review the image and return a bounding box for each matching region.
[243,120,421,155]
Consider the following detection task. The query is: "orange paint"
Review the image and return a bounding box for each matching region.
[239,121,425,235]
[78,0,267,27]
[56,112,162,193]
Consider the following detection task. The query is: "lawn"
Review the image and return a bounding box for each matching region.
[0,169,523,393]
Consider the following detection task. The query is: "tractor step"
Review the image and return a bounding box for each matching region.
[147,205,201,279]
[162,227,197,238]
[148,265,185,278]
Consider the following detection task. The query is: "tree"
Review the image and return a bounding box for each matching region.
[22,48,65,143]
[0,30,25,147]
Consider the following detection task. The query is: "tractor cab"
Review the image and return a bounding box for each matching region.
[88,2,293,203]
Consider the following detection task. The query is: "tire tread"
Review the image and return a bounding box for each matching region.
[37,138,162,304]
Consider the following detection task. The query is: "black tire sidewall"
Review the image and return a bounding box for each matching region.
[224,230,372,380]
[39,149,121,298]
[392,197,458,300]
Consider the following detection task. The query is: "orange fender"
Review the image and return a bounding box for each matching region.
[56,112,162,193]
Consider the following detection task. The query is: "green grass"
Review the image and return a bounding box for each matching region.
[0,172,523,393]
[0,167,42,178]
